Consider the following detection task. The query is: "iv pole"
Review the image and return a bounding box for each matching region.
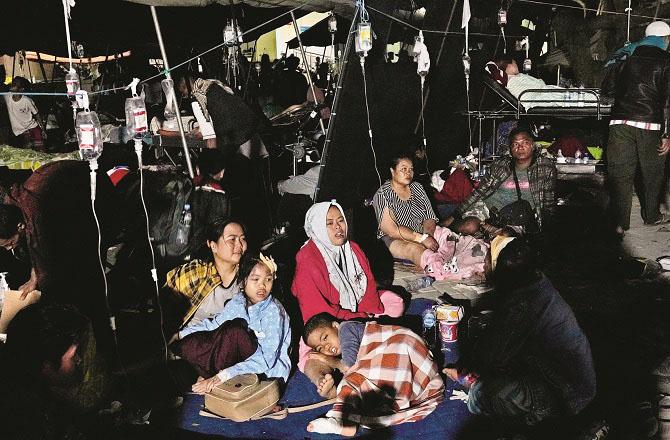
[150,6,195,178]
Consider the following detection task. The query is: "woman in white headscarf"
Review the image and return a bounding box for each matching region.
[292,201,405,397]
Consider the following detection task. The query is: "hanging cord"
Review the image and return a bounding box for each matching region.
[420,77,429,173]
[356,0,381,188]
[465,78,473,151]
[626,0,632,44]
[61,0,74,72]
[87,159,130,380]
[139,2,308,86]
[516,0,656,20]
[360,59,382,189]
[133,139,169,363]
[365,4,527,38]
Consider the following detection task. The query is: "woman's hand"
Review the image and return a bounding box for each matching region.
[422,235,439,252]
[18,268,38,300]
[440,217,455,228]
[191,375,222,394]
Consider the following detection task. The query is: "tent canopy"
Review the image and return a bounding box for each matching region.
[286,14,351,49]
[123,0,353,14]
[2,1,308,58]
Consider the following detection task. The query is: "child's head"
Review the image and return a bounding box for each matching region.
[10,76,29,101]
[303,313,341,356]
[238,252,277,305]
[456,216,482,235]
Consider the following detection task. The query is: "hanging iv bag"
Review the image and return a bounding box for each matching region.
[162,78,178,130]
[76,110,104,162]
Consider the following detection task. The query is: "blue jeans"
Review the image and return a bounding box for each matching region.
[468,374,561,425]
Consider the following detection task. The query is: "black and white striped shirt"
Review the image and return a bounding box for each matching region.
[372,180,438,238]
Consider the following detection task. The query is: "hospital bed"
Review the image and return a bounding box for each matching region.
[465,76,612,156]
[476,76,612,120]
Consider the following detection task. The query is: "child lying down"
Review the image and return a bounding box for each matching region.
[303,313,445,436]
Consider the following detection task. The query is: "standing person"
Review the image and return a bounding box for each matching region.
[3,76,45,151]
[602,21,670,236]
[274,55,308,109]
[178,74,272,240]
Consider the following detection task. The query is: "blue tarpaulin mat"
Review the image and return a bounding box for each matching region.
[178,370,474,439]
[177,297,477,439]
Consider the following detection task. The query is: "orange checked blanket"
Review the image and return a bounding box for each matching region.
[326,322,445,428]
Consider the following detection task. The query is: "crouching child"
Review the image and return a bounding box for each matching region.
[303,313,444,436]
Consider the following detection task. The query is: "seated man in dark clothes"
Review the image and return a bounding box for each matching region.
[0,304,90,440]
[0,160,117,353]
[444,236,596,425]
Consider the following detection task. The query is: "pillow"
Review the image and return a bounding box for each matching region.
[485,61,508,87]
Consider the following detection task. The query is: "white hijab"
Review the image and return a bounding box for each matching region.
[304,201,367,312]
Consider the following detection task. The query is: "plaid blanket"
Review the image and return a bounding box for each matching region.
[326,322,444,428]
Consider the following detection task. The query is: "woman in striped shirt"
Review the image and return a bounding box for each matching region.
[372,154,440,266]
[373,154,488,281]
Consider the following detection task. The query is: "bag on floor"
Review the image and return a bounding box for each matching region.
[204,374,280,422]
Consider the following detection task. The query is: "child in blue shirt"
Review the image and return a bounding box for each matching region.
[174,252,291,395]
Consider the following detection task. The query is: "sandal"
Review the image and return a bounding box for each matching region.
[645,213,670,226]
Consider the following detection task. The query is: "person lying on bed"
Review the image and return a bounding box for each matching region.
[303,313,444,436]
[171,252,291,394]
[164,218,248,336]
[292,200,405,399]
[488,56,597,109]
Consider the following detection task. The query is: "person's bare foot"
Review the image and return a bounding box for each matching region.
[317,373,336,399]
[306,417,357,436]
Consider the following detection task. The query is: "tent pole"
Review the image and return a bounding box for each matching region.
[243,40,257,100]
[150,5,195,179]
[313,5,360,202]
[290,11,326,135]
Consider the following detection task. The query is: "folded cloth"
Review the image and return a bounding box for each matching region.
[325,322,444,428]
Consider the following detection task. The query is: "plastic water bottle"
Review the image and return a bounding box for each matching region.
[0,272,8,311]
[422,309,436,336]
[175,204,192,247]
[405,275,434,291]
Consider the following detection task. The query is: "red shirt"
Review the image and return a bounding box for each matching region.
[292,239,384,322]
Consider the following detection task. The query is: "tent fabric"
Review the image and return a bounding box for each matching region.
[123,0,352,13]
[287,14,351,49]
[1,2,307,58]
